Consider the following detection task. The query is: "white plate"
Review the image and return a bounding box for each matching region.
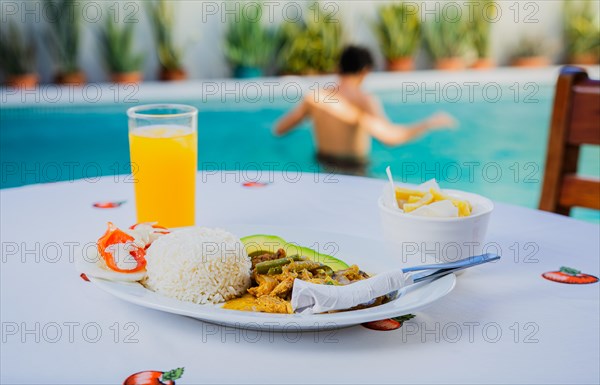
[88,225,457,331]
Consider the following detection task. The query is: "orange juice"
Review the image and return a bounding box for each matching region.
[129,125,197,227]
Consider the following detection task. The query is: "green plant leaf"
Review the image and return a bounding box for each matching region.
[162,367,184,381]
[275,2,344,74]
[145,0,184,70]
[98,13,145,73]
[391,314,416,323]
[223,2,276,69]
[564,0,600,57]
[423,12,470,60]
[511,36,547,58]
[373,2,421,60]
[559,266,581,276]
[466,0,496,58]
[0,19,36,75]
[45,0,82,74]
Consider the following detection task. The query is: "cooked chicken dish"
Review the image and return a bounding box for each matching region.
[223,248,387,314]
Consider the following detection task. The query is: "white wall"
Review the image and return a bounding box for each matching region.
[0,1,576,83]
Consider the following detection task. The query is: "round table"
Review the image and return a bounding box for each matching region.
[1,172,599,384]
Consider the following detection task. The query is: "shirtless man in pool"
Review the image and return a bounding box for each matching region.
[274,46,456,175]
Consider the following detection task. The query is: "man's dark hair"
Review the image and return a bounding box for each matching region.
[339,45,374,74]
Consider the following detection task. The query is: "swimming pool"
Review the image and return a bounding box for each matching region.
[1,70,599,223]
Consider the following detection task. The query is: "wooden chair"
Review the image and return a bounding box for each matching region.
[539,66,600,215]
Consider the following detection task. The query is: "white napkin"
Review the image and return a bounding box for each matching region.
[291,270,412,314]
[382,183,397,210]
[410,199,458,217]
[417,179,441,192]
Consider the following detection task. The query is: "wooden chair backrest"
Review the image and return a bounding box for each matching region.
[539,67,600,215]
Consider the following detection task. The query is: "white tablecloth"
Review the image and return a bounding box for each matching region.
[1,172,599,384]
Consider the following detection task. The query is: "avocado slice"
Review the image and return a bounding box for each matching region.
[241,234,288,257]
[240,234,349,271]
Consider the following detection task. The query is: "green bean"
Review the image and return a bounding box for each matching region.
[288,261,334,276]
[255,255,302,274]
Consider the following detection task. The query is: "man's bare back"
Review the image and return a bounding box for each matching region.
[274,45,456,166]
[307,84,375,159]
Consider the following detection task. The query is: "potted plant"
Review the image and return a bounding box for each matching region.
[511,37,551,67]
[98,18,145,84]
[146,0,187,81]
[0,21,38,88]
[224,3,275,78]
[276,2,343,75]
[423,17,470,70]
[373,2,421,71]
[564,0,600,65]
[468,0,496,69]
[46,0,85,85]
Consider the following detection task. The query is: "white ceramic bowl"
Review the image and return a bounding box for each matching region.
[378,189,494,266]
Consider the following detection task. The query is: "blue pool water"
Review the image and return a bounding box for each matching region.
[1,83,599,223]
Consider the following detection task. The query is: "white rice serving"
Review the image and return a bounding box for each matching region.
[143,227,251,304]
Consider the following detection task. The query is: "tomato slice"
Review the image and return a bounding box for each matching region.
[362,319,401,331]
[129,222,170,234]
[97,222,146,273]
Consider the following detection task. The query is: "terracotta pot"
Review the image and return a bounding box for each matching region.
[55,71,86,86]
[470,58,495,70]
[435,57,465,71]
[6,73,39,88]
[111,71,143,84]
[387,57,415,72]
[568,53,599,65]
[511,56,550,68]
[159,68,187,81]
[302,69,321,76]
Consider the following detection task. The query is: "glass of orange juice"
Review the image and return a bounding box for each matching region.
[127,104,198,228]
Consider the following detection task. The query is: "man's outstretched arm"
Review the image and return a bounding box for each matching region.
[363,112,457,146]
[360,95,456,145]
[274,99,309,136]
